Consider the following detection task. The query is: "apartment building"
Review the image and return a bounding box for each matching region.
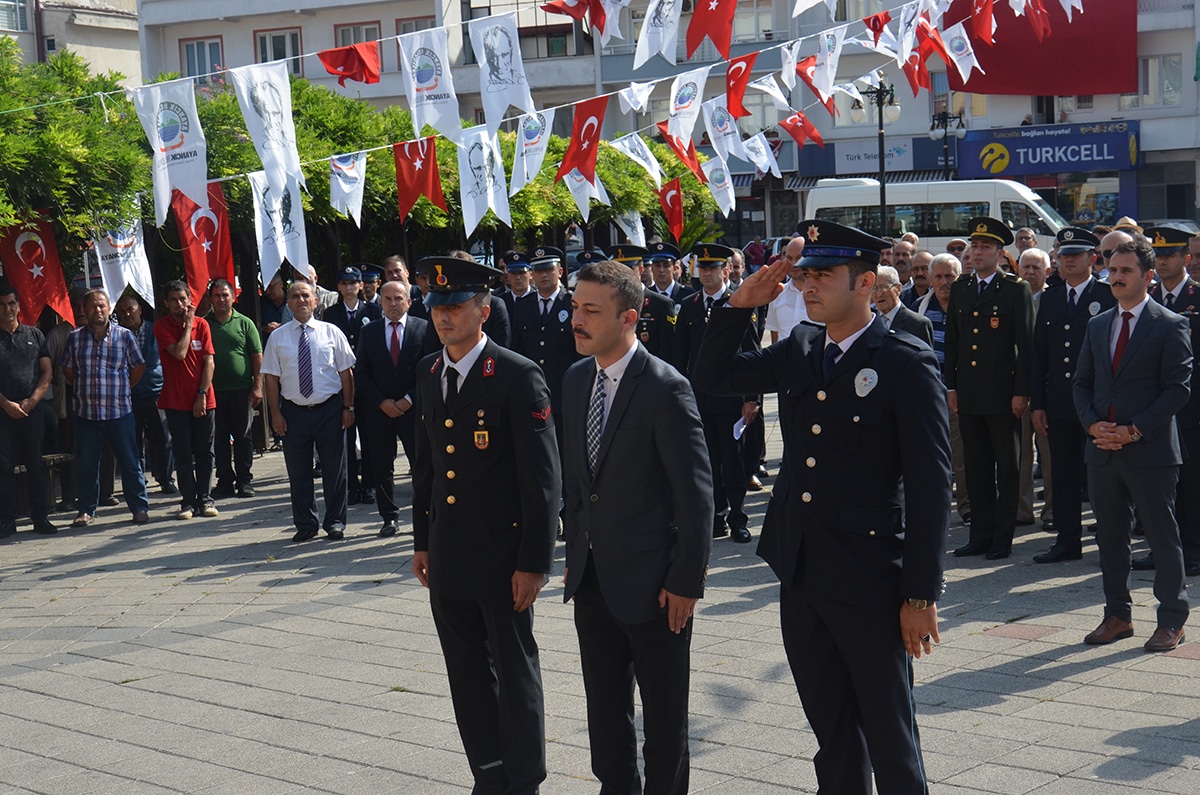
[3,0,141,85]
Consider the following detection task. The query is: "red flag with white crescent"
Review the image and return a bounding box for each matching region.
[172,182,236,306]
[1027,0,1053,43]
[916,15,950,65]
[778,110,824,149]
[863,11,892,46]
[687,0,736,60]
[394,136,447,222]
[795,55,837,117]
[973,0,995,45]
[0,218,74,326]
[657,178,684,244]
[317,42,381,87]
[541,0,589,20]
[655,121,706,184]
[726,52,757,118]
[555,95,609,185]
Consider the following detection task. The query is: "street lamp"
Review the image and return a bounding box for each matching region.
[851,84,901,237]
[929,110,967,181]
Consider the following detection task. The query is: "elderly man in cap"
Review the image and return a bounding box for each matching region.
[324,265,383,505]
[606,245,677,360]
[693,219,950,795]
[1031,227,1116,564]
[410,255,561,795]
[674,244,760,544]
[646,242,694,307]
[496,250,536,318]
[362,267,383,305]
[945,217,1035,560]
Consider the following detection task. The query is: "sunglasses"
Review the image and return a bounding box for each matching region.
[948,245,966,253]
[1101,249,1115,260]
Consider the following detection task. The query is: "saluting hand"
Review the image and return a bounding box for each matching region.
[726,259,790,310]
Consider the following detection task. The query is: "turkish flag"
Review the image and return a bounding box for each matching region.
[655,121,706,184]
[1026,0,1052,43]
[972,0,994,45]
[901,53,932,97]
[541,0,589,20]
[686,0,736,60]
[317,42,381,87]
[915,16,950,65]
[863,11,892,46]
[657,178,684,244]
[726,53,757,118]
[394,136,447,223]
[946,0,1135,95]
[0,218,73,326]
[555,95,609,185]
[795,56,836,117]
[172,182,236,306]
[778,110,824,149]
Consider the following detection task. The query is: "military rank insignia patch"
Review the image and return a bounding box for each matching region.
[531,402,553,431]
[474,430,489,450]
[483,357,496,377]
[990,317,1000,329]
[430,355,442,374]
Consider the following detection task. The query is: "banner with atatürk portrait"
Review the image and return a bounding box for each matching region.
[469,13,536,135]
[229,63,306,197]
[457,125,511,237]
[249,170,308,288]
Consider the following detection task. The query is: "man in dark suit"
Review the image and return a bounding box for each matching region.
[605,245,678,361]
[561,260,713,795]
[1134,225,1200,576]
[692,220,950,795]
[945,218,1035,560]
[355,278,439,537]
[323,266,384,505]
[873,264,934,347]
[1075,237,1192,652]
[1031,228,1115,563]
[674,244,759,543]
[411,256,561,794]
[495,251,536,319]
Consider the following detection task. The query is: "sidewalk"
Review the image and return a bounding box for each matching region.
[2,403,1199,794]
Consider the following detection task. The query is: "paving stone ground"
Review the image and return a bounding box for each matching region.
[2,397,1199,793]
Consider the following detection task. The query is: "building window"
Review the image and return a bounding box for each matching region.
[547,33,567,57]
[44,36,56,53]
[1142,54,1182,107]
[640,98,670,134]
[0,0,28,32]
[397,16,436,36]
[833,0,871,22]
[474,108,487,125]
[736,90,772,137]
[1076,95,1093,110]
[337,22,381,47]
[182,37,224,84]
[257,29,303,76]
[733,0,774,43]
[931,72,987,121]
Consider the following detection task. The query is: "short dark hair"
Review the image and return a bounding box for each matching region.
[576,260,642,314]
[0,285,17,303]
[83,288,109,308]
[381,254,407,271]
[847,259,877,282]
[163,279,189,298]
[1112,239,1155,274]
[448,250,475,262]
[208,278,234,295]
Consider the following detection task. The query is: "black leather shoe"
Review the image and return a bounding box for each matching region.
[236,484,257,498]
[1187,560,1200,577]
[292,528,318,543]
[361,489,376,505]
[730,524,752,544]
[985,548,1011,560]
[713,517,728,539]
[755,466,770,479]
[326,524,345,540]
[1033,545,1082,563]
[1016,518,1036,527]
[379,522,398,538]
[953,542,988,557]
[1130,554,1155,571]
[211,484,236,499]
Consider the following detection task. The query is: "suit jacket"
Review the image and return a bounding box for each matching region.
[512,290,580,415]
[495,287,535,321]
[1031,278,1115,418]
[899,283,927,310]
[410,292,512,349]
[1073,298,1192,467]
[888,304,934,348]
[1152,278,1200,429]
[944,270,1035,414]
[561,345,713,624]
[354,314,439,414]
[413,339,562,600]
[673,289,759,413]
[693,310,951,604]
[323,300,383,355]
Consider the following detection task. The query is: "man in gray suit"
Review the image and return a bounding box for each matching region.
[1075,238,1193,652]
[562,260,713,795]
[873,265,934,347]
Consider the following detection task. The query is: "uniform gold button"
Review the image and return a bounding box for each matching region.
[444,419,454,428]
[446,495,456,505]
[973,328,979,335]
[801,492,812,503]
[446,445,455,454]
[817,390,827,401]
[973,311,979,317]
[853,415,860,422]
[1064,357,1070,363]
[590,494,599,502]
[1064,324,1070,331]
[513,522,519,528]
[446,471,456,479]
[1065,372,1071,378]
[806,457,816,467]
[971,361,977,367]
[971,345,978,351]
[811,424,822,434]
[539,341,545,347]
[869,530,876,536]
[1064,342,1070,348]
[539,359,545,365]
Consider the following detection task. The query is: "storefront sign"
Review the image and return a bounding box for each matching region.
[958,121,1140,179]
[834,138,914,174]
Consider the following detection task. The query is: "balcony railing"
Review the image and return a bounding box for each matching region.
[1137,0,1193,10]
[602,29,791,61]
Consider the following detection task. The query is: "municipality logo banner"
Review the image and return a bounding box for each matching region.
[400,27,462,143]
[129,81,209,227]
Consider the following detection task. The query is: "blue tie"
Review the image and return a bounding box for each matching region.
[823,342,839,380]
[297,325,313,398]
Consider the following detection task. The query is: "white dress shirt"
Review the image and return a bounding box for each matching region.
[442,334,488,400]
[1110,294,1151,359]
[589,340,638,435]
[765,280,812,335]
[261,318,356,404]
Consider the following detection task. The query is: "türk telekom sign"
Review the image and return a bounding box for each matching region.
[958,121,1140,178]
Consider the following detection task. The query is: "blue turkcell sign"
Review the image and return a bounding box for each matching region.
[958,121,1140,179]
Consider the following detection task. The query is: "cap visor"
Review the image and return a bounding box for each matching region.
[1057,244,1095,255]
[798,255,854,270]
[423,290,484,307]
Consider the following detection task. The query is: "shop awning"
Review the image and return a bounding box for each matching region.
[730,174,755,188]
[785,169,954,190]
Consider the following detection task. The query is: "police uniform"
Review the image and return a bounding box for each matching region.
[691,220,950,795]
[945,217,1035,560]
[606,245,678,360]
[411,256,561,795]
[646,242,695,310]
[496,251,536,319]
[1030,228,1115,562]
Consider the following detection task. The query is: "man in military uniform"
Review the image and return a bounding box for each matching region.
[646,242,694,308]
[692,219,950,795]
[674,244,759,543]
[496,251,536,319]
[411,256,561,795]
[1133,225,1200,576]
[1031,228,1115,563]
[606,245,678,360]
[945,217,1035,560]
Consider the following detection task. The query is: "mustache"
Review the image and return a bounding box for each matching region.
[572,328,591,339]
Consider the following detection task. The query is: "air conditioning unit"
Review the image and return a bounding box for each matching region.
[681,0,692,10]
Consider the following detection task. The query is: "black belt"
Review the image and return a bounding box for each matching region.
[284,394,339,410]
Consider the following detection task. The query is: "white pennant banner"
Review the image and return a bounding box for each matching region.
[94,218,155,306]
[509,109,556,197]
[469,13,536,135]
[457,125,511,237]
[895,1,922,67]
[667,64,711,145]
[942,21,986,81]
[833,82,864,104]
[618,80,655,114]
[248,170,308,289]
[1059,0,1084,21]
[609,133,663,190]
[614,211,646,247]
[596,0,633,47]
[701,95,747,164]
[748,74,793,112]
[229,63,306,197]
[565,168,610,222]
[633,0,683,70]
[813,26,845,100]
[791,0,824,17]
[852,26,900,60]
[740,133,781,178]
[701,159,736,218]
[399,26,462,143]
[780,40,800,91]
[329,151,367,228]
[128,81,208,227]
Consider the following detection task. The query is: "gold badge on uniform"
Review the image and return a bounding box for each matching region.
[990,317,1000,329]
[474,430,489,450]
[640,331,650,342]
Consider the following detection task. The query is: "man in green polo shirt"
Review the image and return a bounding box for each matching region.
[207,279,263,498]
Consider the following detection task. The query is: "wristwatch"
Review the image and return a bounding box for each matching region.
[343,405,355,412]
[1128,426,1142,442]
[906,598,931,612]
[197,388,208,395]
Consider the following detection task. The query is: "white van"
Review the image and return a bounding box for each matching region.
[804,178,1068,254]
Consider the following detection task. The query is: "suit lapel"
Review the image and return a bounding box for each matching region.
[450,341,493,415]
[829,318,885,384]
[1114,301,1156,378]
[592,347,645,477]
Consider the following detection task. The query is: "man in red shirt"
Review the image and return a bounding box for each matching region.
[155,280,217,520]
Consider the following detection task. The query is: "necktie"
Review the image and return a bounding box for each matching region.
[823,341,839,380]
[705,296,714,317]
[347,309,356,324]
[389,321,401,366]
[977,277,987,297]
[1166,292,1176,310]
[298,325,313,398]
[541,298,551,319]
[1067,287,1077,314]
[586,369,607,475]
[445,367,459,410]
[1109,310,1133,420]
